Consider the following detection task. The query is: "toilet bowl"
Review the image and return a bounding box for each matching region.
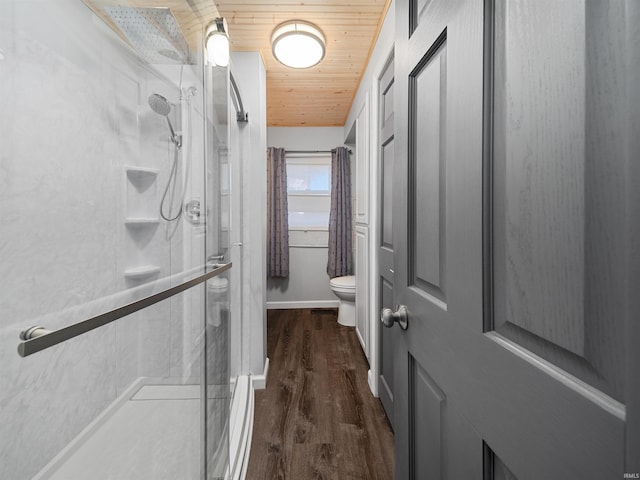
[329,275,356,327]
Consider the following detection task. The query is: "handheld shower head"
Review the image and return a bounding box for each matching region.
[148,93,172,116]
[148,93,181,148]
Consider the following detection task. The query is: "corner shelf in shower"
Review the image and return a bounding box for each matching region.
[125,217,160,226]
[124,166,159,218]
[123,265,161,280]
[124,166,161,283]
[125,166,159,182]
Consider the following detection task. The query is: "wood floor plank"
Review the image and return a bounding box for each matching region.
[246,309,394,479]
[290,443,339,480]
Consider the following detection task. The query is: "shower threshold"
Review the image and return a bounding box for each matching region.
[33,379,228,480]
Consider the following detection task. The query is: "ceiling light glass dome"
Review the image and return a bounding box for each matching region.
[271,21,326,69]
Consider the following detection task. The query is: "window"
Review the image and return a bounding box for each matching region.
[287,155,331,229]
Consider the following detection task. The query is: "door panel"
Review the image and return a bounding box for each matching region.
[379,277,395,425]
[378,55,396,426]
[491,0,627,401]
[492,0,588,357]
[486,445,519,480]
[381,61,395,142]
[410,354,484,479]
[381,141,395,248]
[393,0,638,478]
[409,356,445,479]
[355,225,369,359]
[410,39,446,300]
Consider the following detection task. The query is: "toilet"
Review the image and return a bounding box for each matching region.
[329,275,356,327]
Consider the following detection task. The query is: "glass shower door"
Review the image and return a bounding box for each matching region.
[0,0,230,478]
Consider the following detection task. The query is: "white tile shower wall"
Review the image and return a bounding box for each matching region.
[0,0,199,478]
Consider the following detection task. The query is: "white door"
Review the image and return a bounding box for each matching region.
[390,0,640,478]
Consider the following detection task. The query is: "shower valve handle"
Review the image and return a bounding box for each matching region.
[184,200,201,224]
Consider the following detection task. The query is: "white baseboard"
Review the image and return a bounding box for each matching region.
[251,357,269,390]
[229,375,254,480]
[368,369,379,397]
[266,300,339,310]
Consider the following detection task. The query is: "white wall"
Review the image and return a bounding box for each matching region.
[268,126,345,151]
[344,2,395,139]
[266,127,346,309]
[230,52,268,382]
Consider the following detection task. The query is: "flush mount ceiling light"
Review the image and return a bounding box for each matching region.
[271,21,326,69]
[205,17,229,67]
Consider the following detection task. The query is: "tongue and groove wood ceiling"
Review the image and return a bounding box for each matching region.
[215,0,391,126]
[83,0,390,127]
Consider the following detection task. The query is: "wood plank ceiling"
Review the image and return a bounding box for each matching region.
[82,0,390,127]
[215,0,391,126]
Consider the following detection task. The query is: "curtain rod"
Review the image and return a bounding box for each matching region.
[286,149,352,154]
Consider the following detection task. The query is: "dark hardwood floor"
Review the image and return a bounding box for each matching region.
[246,308,394,480]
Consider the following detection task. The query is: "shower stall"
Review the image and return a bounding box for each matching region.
[0,0,244,478]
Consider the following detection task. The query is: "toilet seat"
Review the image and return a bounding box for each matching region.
[329,275,356,291]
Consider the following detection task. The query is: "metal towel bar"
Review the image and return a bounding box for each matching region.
[17,262,231,358]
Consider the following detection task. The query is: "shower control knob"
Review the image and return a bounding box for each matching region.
[184,200,201,224]
[380,305,409,330]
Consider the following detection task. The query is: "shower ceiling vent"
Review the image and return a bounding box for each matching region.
[104,6,191,64]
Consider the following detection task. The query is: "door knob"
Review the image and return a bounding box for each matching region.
[380,305,408,330]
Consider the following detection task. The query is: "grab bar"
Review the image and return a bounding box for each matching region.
[17,262,231,358]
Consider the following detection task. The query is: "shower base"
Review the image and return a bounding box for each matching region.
[33,379,229,480]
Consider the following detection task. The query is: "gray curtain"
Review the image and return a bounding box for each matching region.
[267,147,289,278]
[327,146,353,278]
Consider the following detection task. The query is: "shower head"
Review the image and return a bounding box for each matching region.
[148,93,181,148]
[148,93,171,116]
[104,6,190,65]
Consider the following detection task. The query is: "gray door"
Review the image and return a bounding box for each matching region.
[378,54,396,427]
[391,0,640,478]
